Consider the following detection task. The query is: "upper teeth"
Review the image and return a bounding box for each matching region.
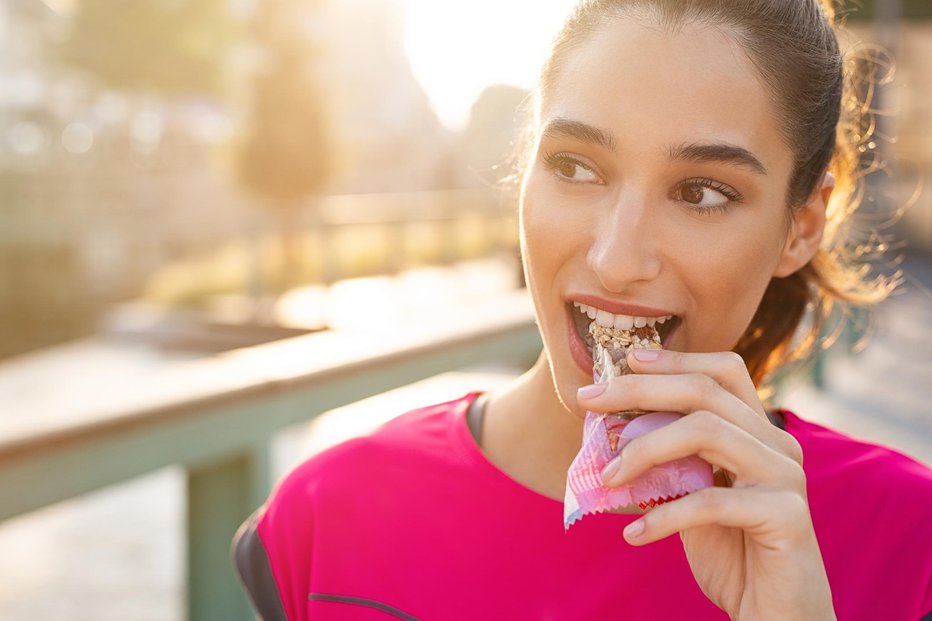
[573,302,674,330]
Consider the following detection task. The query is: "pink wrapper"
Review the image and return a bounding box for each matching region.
[564,345,714,529]
[564,411,714,528]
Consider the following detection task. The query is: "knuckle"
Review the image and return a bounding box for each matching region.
[690,373,720,399]
[695,486,729,514]
[779,489,810,523]
[622,437,653,469]
[723,351,748,375]
[668,349,686,367]
[690,409,722,436]
[759,455,808,497]
[783,434,804,466]
[768,427,804,466]
[623,439,646,466]
[780,457,808,491]
[603,374,625,398]
[617,374,643,403]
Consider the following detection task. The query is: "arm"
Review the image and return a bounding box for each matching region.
[232,509,289,621]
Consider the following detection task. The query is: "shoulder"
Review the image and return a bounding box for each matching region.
[782,409,932,545]
[780,411,932,618]
[235,393,479,618]
[781,409,932,497]
[263,391,478,518]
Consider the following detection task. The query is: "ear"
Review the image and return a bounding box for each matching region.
[773,172,833,278]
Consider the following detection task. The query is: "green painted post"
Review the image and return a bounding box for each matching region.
[811,348,826,390]
[187,442,270,621]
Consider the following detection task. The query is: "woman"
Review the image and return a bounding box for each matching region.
[234,1,932,619]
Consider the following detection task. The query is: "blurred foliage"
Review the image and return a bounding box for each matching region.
[57,0,237,96]
[237,0,333,291]
[462,84,530,189]
[238,0,332,202]
[841,0,932,20]
[0,0,238,360]
[0,245,99,359]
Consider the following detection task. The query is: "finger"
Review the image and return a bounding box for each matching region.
[580,373,749,420]
[601,410,803,488]
[621,485,809,546]
[579,372,780,451]
[626,349,765,417]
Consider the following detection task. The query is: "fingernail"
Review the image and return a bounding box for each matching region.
[577,383,607,399]
[600,456,622,483]
[624,519,645,539]
[632,348,660,362]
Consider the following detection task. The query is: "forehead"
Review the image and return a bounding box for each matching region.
[543,16,791,174]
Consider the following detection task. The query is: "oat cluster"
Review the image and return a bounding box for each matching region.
[590,322,662,382]
[589,323,662,351]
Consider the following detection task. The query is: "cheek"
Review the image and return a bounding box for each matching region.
[518,186,558,313]
[675,219,785,347]
[519,179,582,276]
[706,245,774,305]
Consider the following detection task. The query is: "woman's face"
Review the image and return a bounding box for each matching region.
[520,16,804,415]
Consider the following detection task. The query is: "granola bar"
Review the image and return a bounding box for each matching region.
[564,319,714,528]
[590,322,662,425]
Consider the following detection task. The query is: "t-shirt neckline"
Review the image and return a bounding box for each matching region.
[452,391,568,507]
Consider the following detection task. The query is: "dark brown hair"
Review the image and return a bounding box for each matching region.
[515,0,898,387]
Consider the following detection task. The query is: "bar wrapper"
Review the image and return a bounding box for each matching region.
[564,323,714,529]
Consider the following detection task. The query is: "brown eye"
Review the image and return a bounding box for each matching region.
[557,161,577,178]
[542,152,601,184]
[674,178,742,213]
[681,185,703,204]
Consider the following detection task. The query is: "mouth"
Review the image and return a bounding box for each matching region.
[568,301,681,360]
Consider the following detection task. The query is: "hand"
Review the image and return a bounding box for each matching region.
[576,349,836,621]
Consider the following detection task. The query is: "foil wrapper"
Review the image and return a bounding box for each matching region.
[564,323,714,529]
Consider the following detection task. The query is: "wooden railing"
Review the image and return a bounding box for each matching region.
[0,291,540,620]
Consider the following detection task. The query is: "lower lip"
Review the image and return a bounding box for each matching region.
[567,309,595,377]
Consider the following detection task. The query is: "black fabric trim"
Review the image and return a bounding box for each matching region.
[466,392,487,445]
[920,609,932,621]
[308,594,422,620]
[766,409,786,431]
[231,509,288,621]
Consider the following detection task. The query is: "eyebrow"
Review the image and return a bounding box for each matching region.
[667,141,768,176]
[540,117,768,176]
[540,118,618,153]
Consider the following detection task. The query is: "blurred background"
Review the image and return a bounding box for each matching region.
[0,0,929,619]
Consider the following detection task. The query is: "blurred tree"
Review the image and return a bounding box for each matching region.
[237,0,333,296]
[462,84,530,188]
[841,0,932,21]
[0,0,243,361]
[57,0,235,97]
[0,242,99,360]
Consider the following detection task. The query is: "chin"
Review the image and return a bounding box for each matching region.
[532,349,583,421]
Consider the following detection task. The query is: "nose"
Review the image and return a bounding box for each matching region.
[586,189,662,291]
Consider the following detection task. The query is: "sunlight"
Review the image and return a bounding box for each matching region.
[402,0,576,130]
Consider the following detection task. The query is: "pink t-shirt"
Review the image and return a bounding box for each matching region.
[235,393,932,620]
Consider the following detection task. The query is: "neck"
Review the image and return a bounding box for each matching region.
[482,354,585,501]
